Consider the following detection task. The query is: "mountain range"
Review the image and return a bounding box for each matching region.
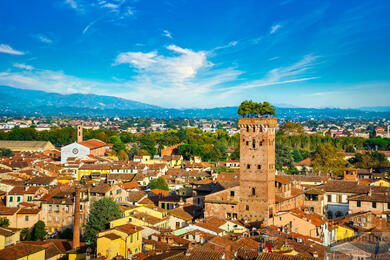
[0,86,389,119]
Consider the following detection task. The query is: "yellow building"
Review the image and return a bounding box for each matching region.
[110,205,169,229]
[97,224,143,259]
[335,224,355,241]
[0,227,20,250]
[0,243,45,260]
[77,164,111,180]
[370,178,390,187]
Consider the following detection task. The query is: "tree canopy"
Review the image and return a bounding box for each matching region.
[84,198,122,243]
[313,143,346,176]
[237,100,276,118]
[148,177,169,191]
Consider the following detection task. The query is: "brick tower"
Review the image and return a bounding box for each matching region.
[73,186,81,249]
[77,125,83,143]
[238,117,277,223]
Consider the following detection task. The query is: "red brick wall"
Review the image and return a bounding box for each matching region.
[238,118,277,222]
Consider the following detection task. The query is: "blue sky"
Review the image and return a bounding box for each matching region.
[0,0,389,108]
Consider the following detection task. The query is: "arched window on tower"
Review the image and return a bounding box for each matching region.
[252,188,256,196]
[246,125,249,132]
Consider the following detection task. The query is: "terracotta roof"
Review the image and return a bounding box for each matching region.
[107,174,136,181]
[349,192,390,203]
[0,243,45,260]
[87,183,111,194]
[275,175,292,185]
[114,223,143,235]
[119,182,140,190]
[0,207,19,215]
[79,139,107,149]
[17,208,41,215]
[128,191,147,202]
[257,253,317,260]
[169,207,193,221]
[26,176,55,185]
[150,189,170,196]
[205,216,226,227]
[194,222,224,234]
[293,158,313,167]
[103,233,121,240]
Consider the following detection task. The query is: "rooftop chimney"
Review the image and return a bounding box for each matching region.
[77,125,83,143]
[73,186,81,250]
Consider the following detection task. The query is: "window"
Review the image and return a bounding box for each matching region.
[55,217,59,222]
[230,191,235,197]
[247,164,251,169]
[56,205,59,212]
[252,188,256,196]
[25,216,29,221]
[327,195,332,203]
[65,205,69,213]
[252,139,256,149]
[372,202,377,208]
[246,205,249,211]
[27,196,32,202]
[17,196,21,202]
[388,203,390,209]
[246,126,249,132]
[227,213,231,218]
[246,141,249,146]
[9,197,13,202]
[357,201,361,207]
[116,189,121,194]
[49,205,52,211]
[257,165,261,170]
[110,191,113,196]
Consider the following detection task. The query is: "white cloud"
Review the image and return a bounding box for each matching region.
[65,0,78,10]
[34,34,53,44]
[0,44,24,55]
[270,24,282,34]
[0,69,117,95]
[13,63,34,71]
[162,30,173,39]
[222,54,320,94]
[115,45,209,82]
[115,51,157,69]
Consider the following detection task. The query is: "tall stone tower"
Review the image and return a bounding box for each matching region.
[77,125,83,143]
[238,117,277,223]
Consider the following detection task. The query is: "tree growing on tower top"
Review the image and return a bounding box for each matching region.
[237,100,276,118]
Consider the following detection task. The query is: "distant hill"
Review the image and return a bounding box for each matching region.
[358,106,390,112]
[0,86,160,112]
[0,86,389,119]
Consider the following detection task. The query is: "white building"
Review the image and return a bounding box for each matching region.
[61,143,90,164]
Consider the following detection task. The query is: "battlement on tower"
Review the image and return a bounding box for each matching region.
[238,117,277,128]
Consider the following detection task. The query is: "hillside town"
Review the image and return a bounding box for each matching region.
[0,107,389,260]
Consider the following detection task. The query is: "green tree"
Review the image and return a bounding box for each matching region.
[118,150,129,161]
[280,122,304,136]
[230,148,240,160]
[21,228,32,241]
[0,148,14,158]
[148,177,169,191]
[109,135,126,153]
[31,220,47,240]
[0,217,9,227]
[276,143,294,170]
[313,143,346,176]
[84,198,122,243]
[292,150,304,162]
[55,228,73,239]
